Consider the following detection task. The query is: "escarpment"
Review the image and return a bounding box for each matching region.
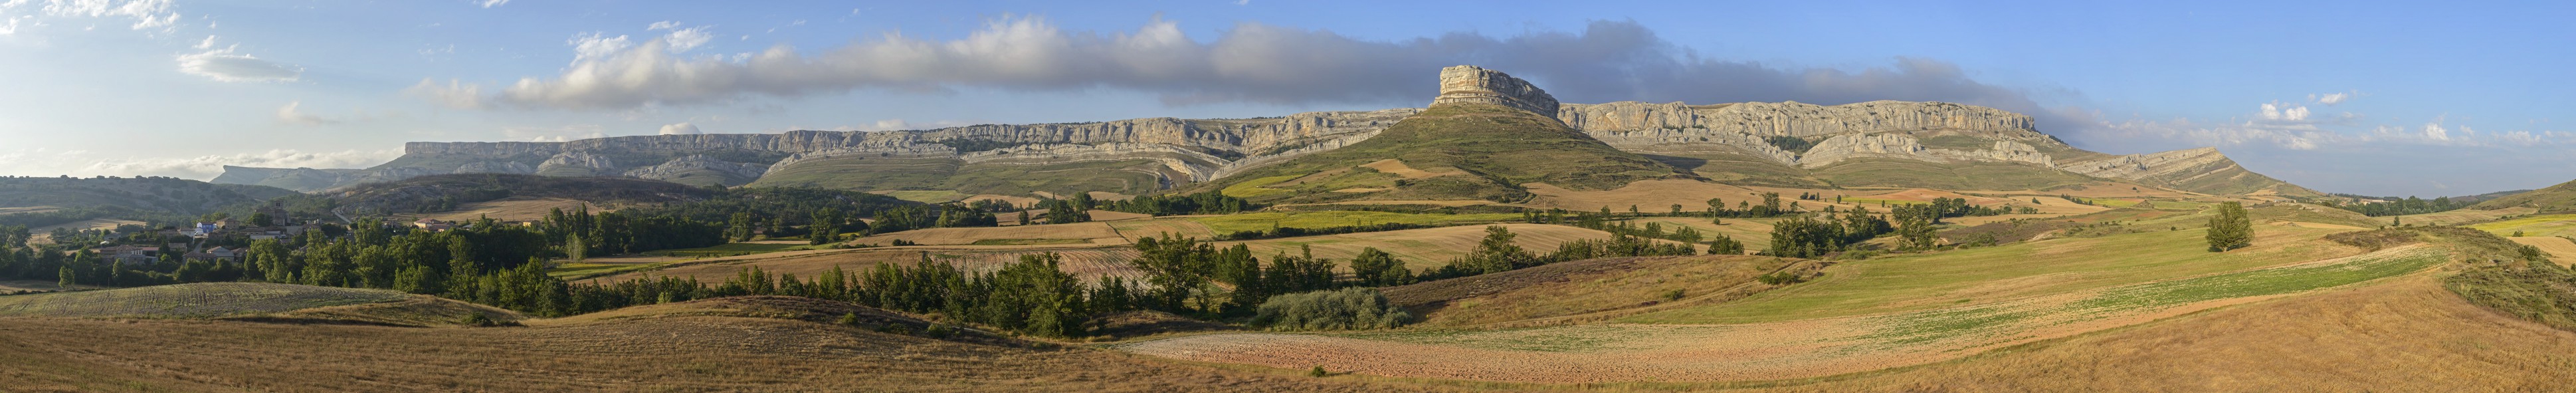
[219,65,2314,198]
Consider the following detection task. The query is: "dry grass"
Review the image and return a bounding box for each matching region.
[1384,255,1797,328]
[851,222,1126,246]
[1215,223,1631,271]
[2399,206,2536,225]
[395,197,608,223]
[0,313,1458,392]
[1361,159,1464,180]
[1734,276,2576,392]
[29,218,142,233]
[1108,219,1221,242]
[1524,180,1756,212]
[2508,236,2576,266]
[597,246,1150,285]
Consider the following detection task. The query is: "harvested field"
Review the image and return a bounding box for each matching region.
[1120,245,2449,383]
[1106,219,1219,241]
[601,246,1147,285]
[1384,255,1803,327]
[399,197,605,223]
[2508,236,2576,266]
[0,313,1450,392]
[1625,225,2362,324]
[28,217,142,233]
[1360,159,1462,180]
[852,222,1126,246]
[1738,275,2576,392]
[1525,180,1756,211]
[1086,210,1153,221]
[0,283,411,319]
[1187,211,1522,234]
[1215,223,1626,271]
[2399,206,2534,225]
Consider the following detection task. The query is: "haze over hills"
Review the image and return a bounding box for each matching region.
[215,68,2318,201]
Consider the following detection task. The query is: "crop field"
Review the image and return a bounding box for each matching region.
[1625,217,1775,252]
[2395,206,2534,225]
[1220,174,1303,198]
[876,190,970,203]
[851,222,1126,246]
[2508,236,2576,266]
[1119,245,2448,383]
[28,217,143,233]
[0,310,1441,392]
[602,246,1149,285]
[1215,223,1627,270]
[1523,180,1757,212]
[646,242,825,257]
[1185,211,1523,234]
[2468,213,2576,237]
[399,197,606,223]
[1381,255,1799,327]
[1106,219,1219,241]
[1623,225,2360,324]
[0,283,411,319]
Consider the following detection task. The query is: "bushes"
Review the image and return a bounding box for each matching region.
[1251,287,1413,331]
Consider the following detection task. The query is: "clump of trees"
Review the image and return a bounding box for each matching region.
[2206,201,2252,252]
[1767,207,1898,258]
[1100,191,1256,216]
[1251,287,1413,330]
[2328,194,2476,217]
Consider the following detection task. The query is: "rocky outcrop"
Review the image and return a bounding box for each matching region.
[450,161,536,175]
[1800,133,1928,167]
[2062,147,2230,180]
[1431,65,1559,117]
[535,152,617,176]
[623,154,769,184]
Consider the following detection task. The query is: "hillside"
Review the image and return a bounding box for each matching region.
[0,176,296,214]
[2471,178,2576,211]
[0,283,522,327]
[328,174,717,217]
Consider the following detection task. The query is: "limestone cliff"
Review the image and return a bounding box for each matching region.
[1431,65,1559,117]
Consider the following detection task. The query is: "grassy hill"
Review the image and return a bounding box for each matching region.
[0,176,296,214]
[330,174,718,217]
[1187,104,1689,203]
[2471,178,2576,211]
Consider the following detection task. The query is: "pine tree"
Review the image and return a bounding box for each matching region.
[2206,201,2252,252]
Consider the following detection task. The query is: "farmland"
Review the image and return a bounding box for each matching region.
[1185,211,1524,234]
[1215,223,1632,270]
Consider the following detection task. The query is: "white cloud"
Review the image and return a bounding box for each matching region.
[657,122,700,135]
[0,16,20,35]
[2311,92,2352,105]
[647,21,682,31]
[175,46,301,82]
[79,149,399,180]
[405,78,485,109]
[567,32,631,63]
[2258,102,2310,121]
[192,34,215,49]
[33,0,177,30]
[664,26,712,53]
[2423,122,2450,140]
[274,101,335,125]
[475,0,508,8]
[503,124,606,142]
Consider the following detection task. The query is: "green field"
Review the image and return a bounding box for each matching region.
[878,190,970,203]
[1219,175,1302,198]
[1185,211,1526,233]
[1619,225,2357,324]
[967,238,1092,246]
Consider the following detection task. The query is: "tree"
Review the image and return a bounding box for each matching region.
[1347,247,1412,287]
[809,208,842,245]
[2206,201,2253,252]
[1708,234,1745,255]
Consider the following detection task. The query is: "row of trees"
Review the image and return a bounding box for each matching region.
[1098,191,1258,216]
[2329,195,2475,217]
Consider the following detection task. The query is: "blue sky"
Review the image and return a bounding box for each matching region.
[0,0,2568,196]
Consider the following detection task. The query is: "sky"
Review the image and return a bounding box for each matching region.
[0,0,2569,197]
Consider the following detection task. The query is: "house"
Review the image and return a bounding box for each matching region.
[413,218,454,232]
[184,246,243,263]
[189,222,220,237]
[94,245,159,266]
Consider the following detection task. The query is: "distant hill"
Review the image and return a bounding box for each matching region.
[328,174,718,217]
[1189,103,1688,203]
[2471,180,2576,211]
[0,176,297,215]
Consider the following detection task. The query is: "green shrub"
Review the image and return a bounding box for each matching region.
[1251,287,1413,330]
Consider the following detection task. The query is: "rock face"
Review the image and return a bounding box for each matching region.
[1431,65,1559,117]
[214,65,2312,197]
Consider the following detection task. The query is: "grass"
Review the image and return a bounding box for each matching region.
[1862,246,2448,347]
[880,190,969,203]
[1221,175,1303,198]
[1809,158,2095,192]
[1183,104,1685,203]
[1185,211,1524,234]
[1619,224,2359,324]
